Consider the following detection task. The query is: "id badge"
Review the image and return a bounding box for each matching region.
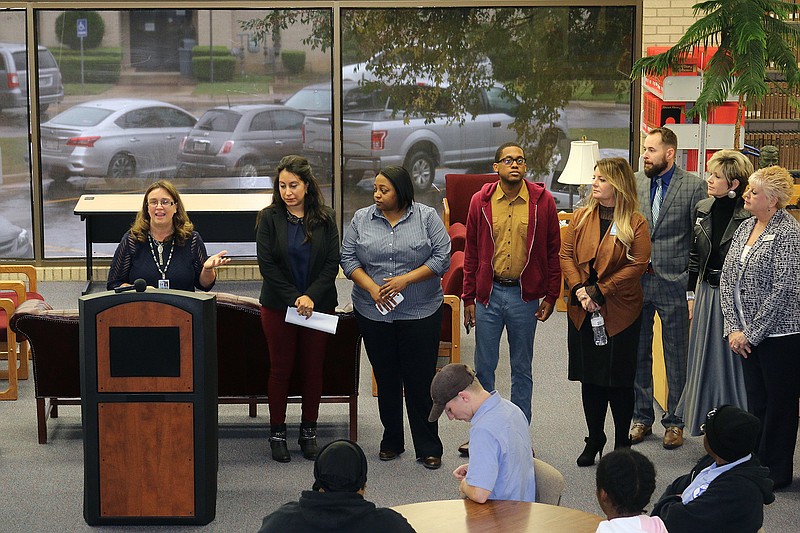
[158,279,170,289]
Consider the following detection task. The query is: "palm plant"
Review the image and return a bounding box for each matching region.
[631,0,800,148]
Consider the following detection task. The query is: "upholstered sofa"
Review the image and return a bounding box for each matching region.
[9,292,362,444]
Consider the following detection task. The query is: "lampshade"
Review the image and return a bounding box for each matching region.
[558,140,600,185]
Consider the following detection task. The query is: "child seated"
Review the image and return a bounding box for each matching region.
[595,448,667,533]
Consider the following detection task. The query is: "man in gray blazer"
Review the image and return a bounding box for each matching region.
[630,127,707,449]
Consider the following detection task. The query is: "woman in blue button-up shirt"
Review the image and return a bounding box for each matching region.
[341,166,450,470]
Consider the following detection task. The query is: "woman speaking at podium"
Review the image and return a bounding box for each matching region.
[107,180,230,292]
[256,155,340,463]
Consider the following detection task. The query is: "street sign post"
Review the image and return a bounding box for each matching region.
[77,19,88,86]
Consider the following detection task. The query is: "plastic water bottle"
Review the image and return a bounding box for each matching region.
[591,311,608,346]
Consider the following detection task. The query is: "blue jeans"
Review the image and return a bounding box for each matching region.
[474,282,538,423]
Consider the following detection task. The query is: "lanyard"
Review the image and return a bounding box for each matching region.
[148,233,174,279]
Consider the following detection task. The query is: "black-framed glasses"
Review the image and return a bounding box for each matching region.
[148,199,175,207]
[498,156,526,166]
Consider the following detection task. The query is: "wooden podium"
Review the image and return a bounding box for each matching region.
[79,289,217,525]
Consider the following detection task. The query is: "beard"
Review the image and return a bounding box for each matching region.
[643,158,668,178]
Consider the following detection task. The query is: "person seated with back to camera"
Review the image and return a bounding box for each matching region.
[595,448,667,533]
[428,363,536,503]
[651,404,774,533]
[257,439,416,533]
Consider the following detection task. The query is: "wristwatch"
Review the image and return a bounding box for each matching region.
[686,291,696,302]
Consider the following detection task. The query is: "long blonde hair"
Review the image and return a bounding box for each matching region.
[573,157,640,260]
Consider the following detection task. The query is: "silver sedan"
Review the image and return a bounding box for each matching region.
[40,98,196,182]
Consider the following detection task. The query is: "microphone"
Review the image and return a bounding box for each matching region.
[114,278,147,293]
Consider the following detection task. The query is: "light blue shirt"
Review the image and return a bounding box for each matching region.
[341,202,450,322]
[681,454,752,503]
[466,391,536,502]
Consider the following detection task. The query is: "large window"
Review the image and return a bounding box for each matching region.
[1,2,638,263]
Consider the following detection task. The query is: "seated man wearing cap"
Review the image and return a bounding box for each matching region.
[429,363,536,503]
[651,404,775,533]
[258,439,415,533]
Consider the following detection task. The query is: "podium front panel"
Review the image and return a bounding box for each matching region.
[98,402,195,517]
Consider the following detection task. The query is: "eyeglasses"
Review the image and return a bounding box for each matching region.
[148,199,175,207]
[498,157,526,166]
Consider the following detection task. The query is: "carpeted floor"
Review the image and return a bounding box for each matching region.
[2,279,797,532]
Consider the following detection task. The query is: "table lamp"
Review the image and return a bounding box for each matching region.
[558,137,600,209]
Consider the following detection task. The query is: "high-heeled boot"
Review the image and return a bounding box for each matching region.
[298,421,318,460]
[615,435,632,450]
[270,424,290,463]
[576,435,607,467]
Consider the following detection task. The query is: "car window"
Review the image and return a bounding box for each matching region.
[159,107,195,128]
[343,87,383,111]
[119,108,160,128]
[12,49,58,70]
[249,111,273,132]
[285,88,331,113]
[485,86,520,117]
[49,106,114,127]
[0,55,6,71]
[195,110,241,132]
[271,110,304,130]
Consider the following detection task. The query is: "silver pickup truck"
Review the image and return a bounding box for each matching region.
[302,80,570,192]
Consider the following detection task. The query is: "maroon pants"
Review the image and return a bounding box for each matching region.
[260,306,328,426]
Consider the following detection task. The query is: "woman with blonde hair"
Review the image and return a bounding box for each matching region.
[678,149,753,436]
[560,157,651,466]
[108,180,229,291]
[721,165,800,489]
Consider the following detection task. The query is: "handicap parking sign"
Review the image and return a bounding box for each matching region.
[77,19,88,38]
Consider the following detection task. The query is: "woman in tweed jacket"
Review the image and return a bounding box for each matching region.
[720,165,800,490]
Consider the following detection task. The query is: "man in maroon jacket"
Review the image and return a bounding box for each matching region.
[460,142,561,455]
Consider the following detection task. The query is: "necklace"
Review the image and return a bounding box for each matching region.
[148,233,174,279]
[286,210,304,225]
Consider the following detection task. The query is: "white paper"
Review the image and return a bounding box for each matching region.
[284,307,339,334]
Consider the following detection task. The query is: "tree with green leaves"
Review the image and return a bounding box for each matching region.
[243,6,634,176]
[631,0,800,149]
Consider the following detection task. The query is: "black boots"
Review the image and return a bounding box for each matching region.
[577,434,607,467]
[298,422,318,460]
[270,423,318,462]
[270,424,290,463]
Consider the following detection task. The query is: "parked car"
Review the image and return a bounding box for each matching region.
[176,104,304,178]
[40,99,196,181]
[0,42,63,112]
[303,80,571,193]
[0,215,33,258]
[342,50,493,85]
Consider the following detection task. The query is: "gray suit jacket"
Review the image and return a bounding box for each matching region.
[636,165,707,285]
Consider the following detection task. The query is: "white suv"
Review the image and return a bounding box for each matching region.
[0,42,64,112]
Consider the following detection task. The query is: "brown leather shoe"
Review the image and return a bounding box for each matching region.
[379,450,399,461]
[629,423,652,445]
[421,456,442,470]
[458,441,469,456]
[663,426,684,449]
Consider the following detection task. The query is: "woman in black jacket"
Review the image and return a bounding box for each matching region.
[677,150,752,436]
[257,155,340,463]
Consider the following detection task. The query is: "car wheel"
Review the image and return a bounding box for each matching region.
[405,150,436,191]
[237,160,259,178]
[107,153,136,179]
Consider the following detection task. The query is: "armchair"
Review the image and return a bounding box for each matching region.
[443,173,497,253]
[0,265,43,395]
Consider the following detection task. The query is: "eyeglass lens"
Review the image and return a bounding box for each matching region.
[148,199,174,207]
[500,157,526,165]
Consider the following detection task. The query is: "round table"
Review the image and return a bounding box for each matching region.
[392,499,604,533]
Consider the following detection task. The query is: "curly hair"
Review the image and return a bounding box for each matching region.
[596,448,657,516]
[130,180,194,245]
[748,165,794,209]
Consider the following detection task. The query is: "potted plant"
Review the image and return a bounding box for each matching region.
[631,0,800,149]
